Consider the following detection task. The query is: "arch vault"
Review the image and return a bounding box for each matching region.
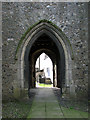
[15,20,75,97]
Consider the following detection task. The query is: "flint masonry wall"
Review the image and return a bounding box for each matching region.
[2,2,88,100]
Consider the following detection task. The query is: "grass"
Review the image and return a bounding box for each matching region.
[61,106,88,118]
[38,83,53,87]
[2,100,32,118]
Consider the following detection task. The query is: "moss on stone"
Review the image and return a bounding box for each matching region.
[13,88,20,99]
[15,19,74,60]
[13,88,26,100]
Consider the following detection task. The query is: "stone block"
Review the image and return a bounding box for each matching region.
[13,87,21,99]
[70,84,75,92]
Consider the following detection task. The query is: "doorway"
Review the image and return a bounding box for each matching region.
[17,20,73,96]
[27,33,65,94]
[35,53,53,88]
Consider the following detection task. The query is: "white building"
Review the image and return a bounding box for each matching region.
[35,53,53,83]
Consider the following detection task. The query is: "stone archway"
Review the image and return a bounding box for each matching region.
[16,20,74,97]
[29,49,57,89]
[33,49,57,88]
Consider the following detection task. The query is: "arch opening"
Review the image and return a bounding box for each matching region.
[24,33,65,94]
[35,53,53,88]
[17,21,74,97]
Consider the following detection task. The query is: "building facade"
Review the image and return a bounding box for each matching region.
[2,2,88,100]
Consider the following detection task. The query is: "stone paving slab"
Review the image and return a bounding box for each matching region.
[27,101,46,118]
[27,88,88,119]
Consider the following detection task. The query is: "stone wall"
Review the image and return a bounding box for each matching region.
[2,2,88,100]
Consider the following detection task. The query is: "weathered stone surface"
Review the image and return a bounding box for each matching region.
[2,2,88,99]
[0,2,2,119]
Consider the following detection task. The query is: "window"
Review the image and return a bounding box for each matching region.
[47,68,50,76]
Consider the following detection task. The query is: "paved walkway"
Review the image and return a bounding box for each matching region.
[27,88,88,119]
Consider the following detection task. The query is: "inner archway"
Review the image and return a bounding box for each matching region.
[35,53,53,88]
[27,33,64,93]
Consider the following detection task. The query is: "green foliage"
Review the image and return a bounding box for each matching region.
[70,107,73,109]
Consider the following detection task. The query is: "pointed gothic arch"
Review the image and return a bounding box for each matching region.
[16,20,74,96]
